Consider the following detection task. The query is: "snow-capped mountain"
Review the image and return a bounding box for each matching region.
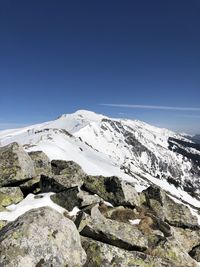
[0,110,200,206]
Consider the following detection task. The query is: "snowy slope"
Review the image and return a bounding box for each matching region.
[0,110,200,206]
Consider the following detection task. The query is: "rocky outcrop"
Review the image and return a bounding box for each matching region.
[143,186,199,229]
[0,151,200,266]
[0,142,36,186]
[28,150,51,177]
[50,186,82,211]
[50,186,101,211]
[82,237,182,267]
[41,160,85,192]
[80,205,148,252]
[0,207,86,267]
[83,175,140,207]
[0,187,23,211]
[173,227,200,252]
[149,237,198,267]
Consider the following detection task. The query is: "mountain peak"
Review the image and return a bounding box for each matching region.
[58,109,107,122]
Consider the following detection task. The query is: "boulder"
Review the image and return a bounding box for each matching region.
[28,151,51,176]
[150,237,198,267]
[83,175,140,207]
[41,160,85,192]
[19,176,40,196]
[78,190,101,207]
[0,187,24,211]
[173,227,200,252]
[50,187,101,211]
[0,207,86,267]
[0,142,36,186]
[80,209,148,251]
[82,237,181,267]
[50,187,82,211]
[143,186,199,229]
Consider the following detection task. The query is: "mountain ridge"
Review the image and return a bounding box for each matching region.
[0,110,200,207]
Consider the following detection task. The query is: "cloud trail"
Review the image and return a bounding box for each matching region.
[101,104,200,111]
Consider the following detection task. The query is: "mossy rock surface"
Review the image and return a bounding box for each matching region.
[0,187,23,211]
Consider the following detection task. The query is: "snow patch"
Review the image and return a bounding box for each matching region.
[0,193,66,222]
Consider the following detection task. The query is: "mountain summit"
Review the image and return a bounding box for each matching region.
[0,110,200,206]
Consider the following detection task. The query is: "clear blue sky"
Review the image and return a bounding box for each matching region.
[0,0,200,133]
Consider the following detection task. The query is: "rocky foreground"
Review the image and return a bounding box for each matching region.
[0,142,200,266]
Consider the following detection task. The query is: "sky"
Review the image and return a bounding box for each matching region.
[0,0,200,134]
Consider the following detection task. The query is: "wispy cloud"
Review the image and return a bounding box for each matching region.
[101,104,200,111]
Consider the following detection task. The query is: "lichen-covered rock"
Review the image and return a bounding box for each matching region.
[150,237,198,267]
[0,220,7,230]
[0,207,86,267]
[143,186,199,229]
[83,175,140,207]
[41,160,85,192]
[0,142,36,186]
[173,227,200,252]
[0,187,24,211]
[80,211,148,251]
[82,237,181,267]
[28,151,51,176]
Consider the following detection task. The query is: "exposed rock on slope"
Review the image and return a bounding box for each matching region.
[82,237,182,267]
[28,150,51,177]
[143,186,199,229]
[0,187,23,211]
[83,175,140,207]
[0,110,200,200]
[0,133,200,267]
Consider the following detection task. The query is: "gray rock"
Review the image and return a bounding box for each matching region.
[78,190,101,207]
[50,187,101,211]
[80,211,148,251]
[41,160,85,192]
[82,237,182,267]
[143,186,199,229]
[0,187,24,211]
[83,175,140,207]
[0,207,86,267]
[50,186,82,211]
[28,150,51,176]
[173,227,200,252]
[150,237,198,267]
[19,176,41,195]
[0,142,36,187]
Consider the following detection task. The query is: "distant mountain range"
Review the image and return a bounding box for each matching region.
[0,110,200,207]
